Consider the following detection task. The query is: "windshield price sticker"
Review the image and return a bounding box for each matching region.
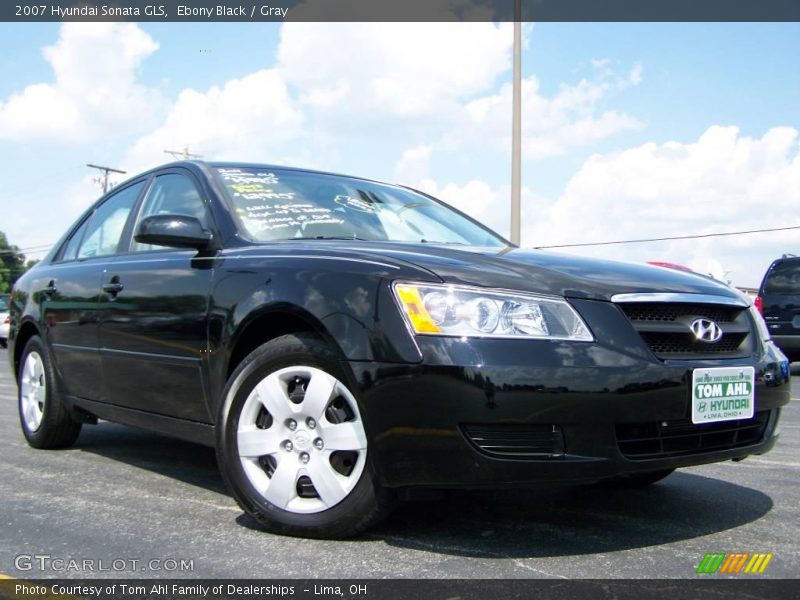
[691,366,755,424]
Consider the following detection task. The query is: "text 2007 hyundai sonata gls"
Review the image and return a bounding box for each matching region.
[7,161,791,537]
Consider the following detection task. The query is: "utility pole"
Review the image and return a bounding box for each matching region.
[86,164,126,194]
[164,147,203,160]
[510,0,522,245]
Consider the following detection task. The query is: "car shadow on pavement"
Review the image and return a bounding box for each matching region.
[362,472,774,558]
[76,422,228,495]
[76,424,774,558]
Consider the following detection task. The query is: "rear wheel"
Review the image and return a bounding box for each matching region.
[217,334,394,538]
[18,335,82,449]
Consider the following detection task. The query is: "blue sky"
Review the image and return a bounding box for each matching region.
[0,22,798,286]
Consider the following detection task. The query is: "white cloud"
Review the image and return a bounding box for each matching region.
[424,179,509,236]
[628,62,643,86]
[526,126,800,286]
[397,126,798,287]
[120,23,518,172]
[277,23,513,121]
[123,69,304,172]
[591,58,611,69]
[393,144,433,184]
[123,23,641,175]
[0,23,165,142]
[453,66,643,159]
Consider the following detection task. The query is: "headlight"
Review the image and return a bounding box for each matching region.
[748,304,771,341]
[392,282,594,341]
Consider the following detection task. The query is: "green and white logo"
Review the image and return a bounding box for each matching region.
[691,367,755,424]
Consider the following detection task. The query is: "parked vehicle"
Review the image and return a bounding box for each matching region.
[0,293,9,348]
[646,261,694,273]
[757,255,800,362]
[7,162,791,538]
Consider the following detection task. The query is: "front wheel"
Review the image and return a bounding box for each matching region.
[18,335,82,449]
[216,334,394,538]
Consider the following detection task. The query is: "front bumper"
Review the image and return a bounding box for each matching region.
[351,299,791,488]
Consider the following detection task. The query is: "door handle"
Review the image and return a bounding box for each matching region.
[103,278,124,297]
[42,281,57,296]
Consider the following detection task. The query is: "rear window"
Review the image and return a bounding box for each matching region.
[0,295,8,311]
[763,260,800,295]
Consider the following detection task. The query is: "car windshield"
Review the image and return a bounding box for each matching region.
[214,167,507,247]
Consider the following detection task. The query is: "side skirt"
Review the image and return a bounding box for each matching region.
[67,396,216,447]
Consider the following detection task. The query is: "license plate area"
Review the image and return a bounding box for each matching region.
[691,366,755,424]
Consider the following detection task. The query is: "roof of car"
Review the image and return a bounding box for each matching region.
[163,160,394,188]
[765,255,800,272]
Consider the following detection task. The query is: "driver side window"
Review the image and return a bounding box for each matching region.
[77,182,144,259]
[131,173,210,252]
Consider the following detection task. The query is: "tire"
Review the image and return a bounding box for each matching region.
[216,333,394,538]
[602,468,675,488]
[0,339,7,349]
[18,335,82,449]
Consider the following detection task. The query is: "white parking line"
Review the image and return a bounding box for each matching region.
[738,458,800,468]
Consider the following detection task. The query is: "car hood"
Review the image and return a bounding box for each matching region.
[235,240,744,303]
[338,242,743,302]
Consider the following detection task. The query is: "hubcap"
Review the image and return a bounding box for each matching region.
[236,366,368,514]
[20,352,46,432]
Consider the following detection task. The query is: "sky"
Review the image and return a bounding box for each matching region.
[0,21,798,287]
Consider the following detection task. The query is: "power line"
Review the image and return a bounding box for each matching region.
[534,225,800,249]
[86,163,126,194]
[0,244,53,256]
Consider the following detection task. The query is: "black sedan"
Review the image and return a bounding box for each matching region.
[6,162,791,538]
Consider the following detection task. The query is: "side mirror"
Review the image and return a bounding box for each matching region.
[134,214,212,249]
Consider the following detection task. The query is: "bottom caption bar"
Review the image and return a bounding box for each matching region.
[0,579,792,600]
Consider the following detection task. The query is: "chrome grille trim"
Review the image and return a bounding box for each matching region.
[611,292,749,308]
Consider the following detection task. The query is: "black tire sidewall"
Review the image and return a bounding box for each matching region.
[18,335,67,446]
[216,334,384,537]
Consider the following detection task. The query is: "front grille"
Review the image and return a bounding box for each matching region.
[616,410,770,460]
[462,424,565,458]
[621,303,738,323]
[618,301,753,359]
[640,331,748,354]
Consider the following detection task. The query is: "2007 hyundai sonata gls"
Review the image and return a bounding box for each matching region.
[7,161,791,537]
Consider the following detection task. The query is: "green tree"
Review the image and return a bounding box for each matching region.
[0,231,28,293]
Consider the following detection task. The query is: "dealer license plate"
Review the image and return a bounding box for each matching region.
[691,366,755,424]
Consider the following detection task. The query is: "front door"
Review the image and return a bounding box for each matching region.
[99,171,216,422]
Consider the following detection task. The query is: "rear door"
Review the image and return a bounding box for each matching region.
[760,258,800,341]
[98,170,217,422]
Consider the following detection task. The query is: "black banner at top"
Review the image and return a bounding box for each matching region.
[3,0,800,23]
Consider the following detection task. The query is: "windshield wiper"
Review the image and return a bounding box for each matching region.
[419,239,467,245]
[282,236,369,241]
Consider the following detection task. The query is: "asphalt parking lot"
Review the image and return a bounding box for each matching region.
[0,347,797,579]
